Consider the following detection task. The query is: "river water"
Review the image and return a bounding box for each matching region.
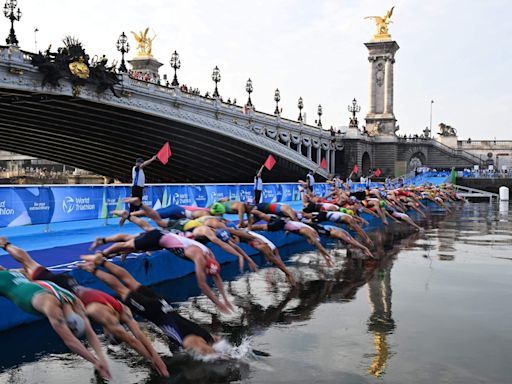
[1,202,511,384]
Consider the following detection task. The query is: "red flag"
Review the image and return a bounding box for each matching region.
[264,154,276,171]
[375,168,381,177]
[352,164,359,174]
[320,158,327,169]
[157,142,172,165]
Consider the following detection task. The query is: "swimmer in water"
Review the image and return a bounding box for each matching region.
[0,237,169,377]
[79,255,226,356]
[0,240,111,380]
[87,229,234,314]
[249,211,334,267]
[115,198,257,273]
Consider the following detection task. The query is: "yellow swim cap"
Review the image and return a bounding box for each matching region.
[183,220,202,231]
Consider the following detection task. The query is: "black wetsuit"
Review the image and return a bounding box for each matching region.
[312,211,328,222]
[266,216,286,232]
[349,191,367,201]
[133,229,165,251]
[307,222,332,237]
[302,202,323,213]
[125,285,213,350]
[31,266,79,293]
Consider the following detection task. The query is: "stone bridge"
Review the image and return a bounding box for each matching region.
[457,140,512,169]
[0,45,340,183]
[340,128,481,177]
[0,44,482,182]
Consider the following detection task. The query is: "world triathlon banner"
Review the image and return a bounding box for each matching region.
[0,183,332,228]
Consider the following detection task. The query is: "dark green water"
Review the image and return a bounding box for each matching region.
[1,202,511,384]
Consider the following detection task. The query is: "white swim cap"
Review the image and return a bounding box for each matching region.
[66,312,85,337]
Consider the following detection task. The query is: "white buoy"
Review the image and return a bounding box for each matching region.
[499,186,509,201]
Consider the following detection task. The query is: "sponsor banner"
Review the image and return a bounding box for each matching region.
[165,186,193,207]
[51,186,103,222]
[0,188,28,227]
[0,183,324,228]
[103,186,131,218]
[261,185,278,203]
[280,184,296,202]
[238,185,254,202]
[189,185,208,207]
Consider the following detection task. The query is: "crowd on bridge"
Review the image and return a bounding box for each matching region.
[0,168,465,380]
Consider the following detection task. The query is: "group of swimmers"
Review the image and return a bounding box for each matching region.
[0,180,463,380]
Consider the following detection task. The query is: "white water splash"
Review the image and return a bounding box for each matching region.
[191,337,256,362]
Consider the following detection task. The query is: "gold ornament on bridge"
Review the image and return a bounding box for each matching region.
[131,28,155,57]
[365,6,394,40]
[68,56,90,79]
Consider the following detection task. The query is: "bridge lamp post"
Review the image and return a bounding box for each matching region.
[3,0,22,46]
[274,88,281,115]
[429,99,434,138]
[348,98,361,127]
[170,50,181,86]
[317,104,323,128]
[116,32,130,73]
[297,97,304,122]
[212,66,221,98]
[245,78,253,107]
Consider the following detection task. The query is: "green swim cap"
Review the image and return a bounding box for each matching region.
[210,203,226,215]
[347,209,354,216]
[379,200,386,207]
[340,208,348,213]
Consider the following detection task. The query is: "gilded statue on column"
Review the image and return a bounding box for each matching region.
[365,6,394,40]
[131,28,155,57]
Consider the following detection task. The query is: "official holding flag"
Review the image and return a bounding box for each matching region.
[130,156,157,212]
[255,155,277,203]
[254,167,263,203]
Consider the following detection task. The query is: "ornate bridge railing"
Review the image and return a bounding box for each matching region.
[0,45,343,177]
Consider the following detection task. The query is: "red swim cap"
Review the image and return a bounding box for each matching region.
[205,259,221,275]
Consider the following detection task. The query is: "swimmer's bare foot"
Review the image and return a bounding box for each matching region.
[123,197,141,206]
[81,253,106,265]
[89,237,105,251]
[112,209,129,226]
[0,237,8,248]
[77,261,97,273]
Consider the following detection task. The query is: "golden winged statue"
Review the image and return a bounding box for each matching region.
[365,6,394,40]
[131,28,155,57]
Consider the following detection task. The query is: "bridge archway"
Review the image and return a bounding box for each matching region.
[407,151,427,172]
[361,152,372,175]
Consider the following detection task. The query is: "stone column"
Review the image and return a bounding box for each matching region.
[331,149,336,174]
[326,149,331,173]
[316,147,321,165]
[384,57,392,114]
[364,40,399,136]
[307,145,312,160]
[368,57,376,114]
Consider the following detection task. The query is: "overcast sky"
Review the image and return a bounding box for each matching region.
[7,0,512,139]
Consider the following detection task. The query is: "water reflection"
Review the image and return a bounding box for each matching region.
[2,203,512,383]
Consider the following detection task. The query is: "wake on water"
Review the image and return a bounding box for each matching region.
[190,337,261,362]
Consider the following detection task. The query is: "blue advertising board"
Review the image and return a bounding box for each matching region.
[0,183,328,228]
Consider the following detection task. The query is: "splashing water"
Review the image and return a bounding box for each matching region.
[191,337,257,362]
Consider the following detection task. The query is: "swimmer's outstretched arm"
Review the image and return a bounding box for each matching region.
[37,299,111,380]
[120,309,169,377]
[228,239,258,272]
[74,302,110,378]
